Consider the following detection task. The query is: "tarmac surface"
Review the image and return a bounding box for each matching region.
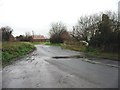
[2,45,119,88]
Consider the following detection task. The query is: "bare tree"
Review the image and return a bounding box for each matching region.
[1,26,13,41]
[71,13,102,42]
[25,32,31,37]
[49,22,68,43]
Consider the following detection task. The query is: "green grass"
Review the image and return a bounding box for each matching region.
[44,42,63,46]
[62,44,119,61]
[30,42,46,45]
[30,41,63,46]
[2,42,35,65]
[85,47,119,60]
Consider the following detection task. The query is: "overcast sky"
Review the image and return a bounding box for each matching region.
[0,0,119,37]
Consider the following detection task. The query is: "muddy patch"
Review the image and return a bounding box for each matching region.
[52,55,84,59]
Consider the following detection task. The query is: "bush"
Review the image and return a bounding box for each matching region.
[2,42,35,64]
[1,26,13,41]
[49,22,68,43]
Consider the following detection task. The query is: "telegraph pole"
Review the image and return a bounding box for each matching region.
[118,1,120,21]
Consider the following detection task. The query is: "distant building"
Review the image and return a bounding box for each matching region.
[9,35,15,42]
[118,1,120,21]
[30,35,48,42]
[16,35,49,42]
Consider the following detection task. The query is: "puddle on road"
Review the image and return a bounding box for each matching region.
[52,55,84,59]
[52,55,120,68]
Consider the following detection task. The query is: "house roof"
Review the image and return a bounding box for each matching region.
[32,35,46,39]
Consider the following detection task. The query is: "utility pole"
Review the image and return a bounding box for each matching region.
[118,1,120,21]
[32,30,34,37]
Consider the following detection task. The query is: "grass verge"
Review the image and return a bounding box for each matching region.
[2,42,35,66]
[84,47,119,60]
[62,44,119,61]
[61,44,86,52]
[30,41,63,46]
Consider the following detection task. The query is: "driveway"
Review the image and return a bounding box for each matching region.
[2,45,118,88]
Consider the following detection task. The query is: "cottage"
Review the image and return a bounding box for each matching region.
[31,35,48,42]
[9,35,15,42]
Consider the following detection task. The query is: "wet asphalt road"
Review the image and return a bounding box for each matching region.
[2,45,118,88]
